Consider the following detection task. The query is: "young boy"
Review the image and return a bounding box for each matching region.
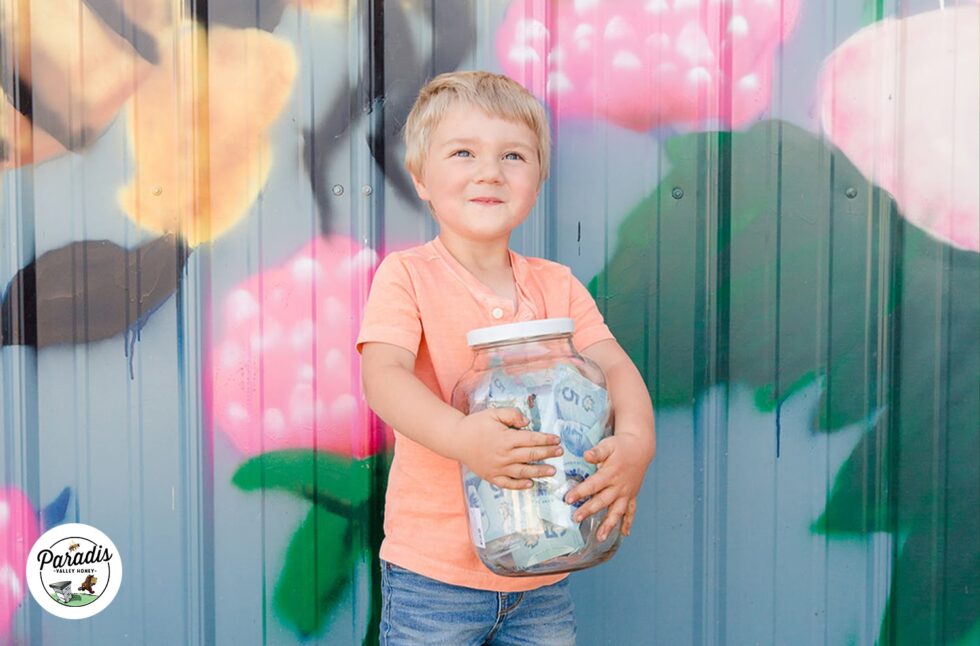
[357,71,655,645]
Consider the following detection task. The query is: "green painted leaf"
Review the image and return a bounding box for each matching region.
[879,502,980,646]
[755,371,820,413]
[361,541,381,646]
[232,450,373,509]
[233,450,392,642]
[953,621,980,646]
[812,430,889,535]
[862,0,886,26]
[362,452,391,646]
[592,120,897,430]
[273,506,355,638]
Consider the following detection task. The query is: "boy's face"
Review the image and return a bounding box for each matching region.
[410,103,541,245]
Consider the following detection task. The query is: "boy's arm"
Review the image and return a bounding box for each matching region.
[566,338,656,539]
[360,341,563,488]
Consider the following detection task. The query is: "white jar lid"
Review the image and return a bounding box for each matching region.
[467,317,574,347]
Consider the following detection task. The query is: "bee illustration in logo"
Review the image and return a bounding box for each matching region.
[78,575,98,594]
[68,542,80,552]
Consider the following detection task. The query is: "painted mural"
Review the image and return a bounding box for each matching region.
[497,0,801,130]
[1,0,977,644]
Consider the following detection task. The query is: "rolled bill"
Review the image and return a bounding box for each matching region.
[553,365,609,429]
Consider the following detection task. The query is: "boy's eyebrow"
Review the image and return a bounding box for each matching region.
[440,137,535,149]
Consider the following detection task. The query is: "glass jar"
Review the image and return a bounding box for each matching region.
[451,317,622,576]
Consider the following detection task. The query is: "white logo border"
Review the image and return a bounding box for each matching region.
[26,522,122,620]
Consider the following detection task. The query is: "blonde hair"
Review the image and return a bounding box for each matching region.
[403,71,551,185]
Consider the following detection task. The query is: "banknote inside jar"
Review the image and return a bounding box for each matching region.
[462,364,610,570]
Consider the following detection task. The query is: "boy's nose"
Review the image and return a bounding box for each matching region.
[474,160,504,183]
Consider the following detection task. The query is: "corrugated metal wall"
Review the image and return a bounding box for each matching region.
[1,0,977,644]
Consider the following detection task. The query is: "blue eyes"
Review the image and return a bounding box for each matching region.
[451,150,526,161]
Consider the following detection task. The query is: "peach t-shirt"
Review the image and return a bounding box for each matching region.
[355,236,614,591]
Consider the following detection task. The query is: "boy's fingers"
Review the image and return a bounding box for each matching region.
[564,469,610,504]
[508,463,555,481]
[622,499,637,536]
[597,498,629,541]
[491,475,534,490]
[511,429,561,448]
[524,445,563,463]
[584,437,615,464]
[494,407,529,428]
[572,487,616,523]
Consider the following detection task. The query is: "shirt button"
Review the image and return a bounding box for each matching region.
[491,307,504,319]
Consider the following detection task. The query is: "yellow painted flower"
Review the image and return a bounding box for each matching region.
[119,25,297,246]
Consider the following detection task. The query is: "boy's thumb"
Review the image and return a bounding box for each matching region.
[494,407,528,429]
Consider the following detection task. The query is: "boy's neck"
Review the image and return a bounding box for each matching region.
[436,232,518,308]
[436,232,512,275]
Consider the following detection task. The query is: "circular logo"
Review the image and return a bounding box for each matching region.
[25,523,122,619]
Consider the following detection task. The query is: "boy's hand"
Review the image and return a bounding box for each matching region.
[564,433,652,541]
[454,407,564,490]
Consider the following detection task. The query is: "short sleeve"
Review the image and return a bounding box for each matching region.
[355,253,423,356]
[568,271,614,352]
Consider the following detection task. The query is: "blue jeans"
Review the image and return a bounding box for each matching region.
[380,560,577,645]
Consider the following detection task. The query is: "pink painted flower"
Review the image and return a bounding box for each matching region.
[497,0,800,131]
[211,235,387,458]
[0,488,38,639]
[818,6,979,252]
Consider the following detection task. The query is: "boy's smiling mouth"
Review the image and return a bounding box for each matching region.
[470,197,504,205]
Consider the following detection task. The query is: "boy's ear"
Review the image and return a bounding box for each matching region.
[409,168,431,202]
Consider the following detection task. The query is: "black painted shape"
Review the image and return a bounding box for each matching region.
[372,1,477,209]
[187,0,208,27]
[304,0,477,235]
[5,57,97,151]
[82,0,161,64]
[0,35,69,149]
[304,92,350,235]
[0,30,24,113]
[1,234,189,347]
[189,0,288,32]
[366,0,408,205]
[0,66,95,153]
[1,252,36,346]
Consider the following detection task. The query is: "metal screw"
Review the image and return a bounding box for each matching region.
[845,187,857,199]
[331,184,344,196]
[152,185,163,196]
[671,187,684,200]
[361,185,373,196]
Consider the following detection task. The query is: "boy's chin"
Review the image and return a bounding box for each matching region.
[439,227,521,244]
[433,217,528,242]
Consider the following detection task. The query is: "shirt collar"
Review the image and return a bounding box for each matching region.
[429,237,534,313]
